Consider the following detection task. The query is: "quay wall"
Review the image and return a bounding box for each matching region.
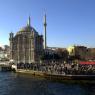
[0,65,12,72]
[16,69,95,80]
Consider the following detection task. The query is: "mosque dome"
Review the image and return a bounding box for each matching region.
[16,16,37,35]
[19,25,36,32]
[16,25,37,35]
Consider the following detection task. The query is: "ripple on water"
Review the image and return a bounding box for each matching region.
[0,72,95,95]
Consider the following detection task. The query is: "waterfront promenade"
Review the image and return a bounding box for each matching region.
[16,69,95,81]
[1,60,95,80]
[12,62,95,81]
[16,62,95,75]
[0,61,12,71]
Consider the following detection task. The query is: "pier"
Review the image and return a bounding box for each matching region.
[16,69,95,81]
[12,61,95,81]
[0,61,12,72]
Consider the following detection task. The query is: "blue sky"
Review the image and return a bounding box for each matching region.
[0,0,95,48]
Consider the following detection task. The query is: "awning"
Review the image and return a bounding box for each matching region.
[80,61,95,65]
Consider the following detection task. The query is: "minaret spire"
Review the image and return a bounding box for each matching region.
[44,14,47,49]
[27,16,31,27]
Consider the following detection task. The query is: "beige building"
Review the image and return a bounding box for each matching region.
[87,48,95,60]
[9,17,43,63]
[67,45,88,60]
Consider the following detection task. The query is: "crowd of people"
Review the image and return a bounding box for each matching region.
[16,62,95,75]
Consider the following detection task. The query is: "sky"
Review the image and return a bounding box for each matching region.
[0,0,95,48]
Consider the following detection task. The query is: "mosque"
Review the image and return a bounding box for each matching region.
[9,15,47,63]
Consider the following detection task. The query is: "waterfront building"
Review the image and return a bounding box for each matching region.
[67,45,88,60]
[41,47,68,64]
[9,17,43,63]
[87,48,95,60]
[0,45,10,61]
[0,51,5,60]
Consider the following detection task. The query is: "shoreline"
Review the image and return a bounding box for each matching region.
[16,69,95,81]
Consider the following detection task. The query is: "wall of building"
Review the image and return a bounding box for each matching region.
[9,26,43,63]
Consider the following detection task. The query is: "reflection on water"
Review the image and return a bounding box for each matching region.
[0,72,95,95]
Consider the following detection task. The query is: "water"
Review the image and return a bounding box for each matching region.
[0,72,95,95]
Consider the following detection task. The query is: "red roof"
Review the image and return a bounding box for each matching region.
[80,61,95,65]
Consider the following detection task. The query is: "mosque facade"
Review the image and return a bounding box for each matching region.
[9,17,44,63]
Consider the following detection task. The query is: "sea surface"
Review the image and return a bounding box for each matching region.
[0,72,95,95]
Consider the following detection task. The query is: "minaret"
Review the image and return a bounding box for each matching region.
[44,14,47,49]
[27,16,31,27]
[17,37,20,63]
[9,32,14,60]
